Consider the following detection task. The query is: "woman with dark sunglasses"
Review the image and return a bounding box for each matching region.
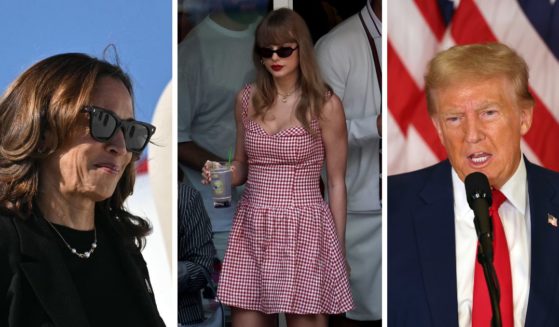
[0,53,165,326]
[203,8,352,327]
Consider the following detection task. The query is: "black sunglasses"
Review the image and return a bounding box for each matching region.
[82,106,156,154]
[258,46,298,58]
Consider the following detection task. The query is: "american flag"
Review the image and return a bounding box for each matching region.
[387,0,559,175]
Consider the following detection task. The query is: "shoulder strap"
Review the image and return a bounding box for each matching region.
[358,12,382,93]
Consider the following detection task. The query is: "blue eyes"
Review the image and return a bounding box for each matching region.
[444,110,499,126]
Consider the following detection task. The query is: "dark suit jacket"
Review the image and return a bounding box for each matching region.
[388,159,559,327]
[0,212,165,327]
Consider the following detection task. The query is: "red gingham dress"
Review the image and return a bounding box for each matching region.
[216,85,353,314]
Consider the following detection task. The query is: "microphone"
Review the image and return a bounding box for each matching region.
[465,172,503,327]
[465,172,493,263]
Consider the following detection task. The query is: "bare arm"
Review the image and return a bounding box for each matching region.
[319,94,348,249]
[178,141,225,171]
[201,90,249,186]
[231,90,248,186]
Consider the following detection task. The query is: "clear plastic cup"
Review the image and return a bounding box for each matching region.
[210,162,232,208]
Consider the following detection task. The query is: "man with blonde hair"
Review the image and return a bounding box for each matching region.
[389,43,559,327]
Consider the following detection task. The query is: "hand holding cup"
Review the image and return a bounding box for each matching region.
[201,160,216,185]
[202,161,233,208]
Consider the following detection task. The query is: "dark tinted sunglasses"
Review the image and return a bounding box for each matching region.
[82,106,156,154]
[258,46,298,58]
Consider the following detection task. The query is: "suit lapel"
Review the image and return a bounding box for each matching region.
[15,215,90,327]
[103,220,163,326]
[525,160,559,327]
[413,160,459,327]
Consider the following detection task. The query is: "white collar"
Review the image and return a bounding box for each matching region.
[499,157,527,216]
[452,156,527,219]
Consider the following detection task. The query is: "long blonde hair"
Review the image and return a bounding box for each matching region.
[252,8,331,133]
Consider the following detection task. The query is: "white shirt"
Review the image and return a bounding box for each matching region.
[315,3,382,213]
[453,159,531,327]
[177,16,257,231]
[315,4,382,320]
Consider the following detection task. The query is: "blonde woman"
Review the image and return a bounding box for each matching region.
[203,8,352,327]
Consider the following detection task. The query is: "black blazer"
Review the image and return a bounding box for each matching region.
[0,212,165,327]
[388,159,559,326]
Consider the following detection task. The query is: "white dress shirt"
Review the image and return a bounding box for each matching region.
[453,158,531,327]
[315,3,382,213]
[314,3,382,320]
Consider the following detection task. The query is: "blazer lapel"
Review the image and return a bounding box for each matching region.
[15,215,90,327]
[525,160,559,327]
[104,221,163,326]
[413,160,459,327]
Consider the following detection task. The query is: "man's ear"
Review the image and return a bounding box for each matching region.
[519,105,533,136]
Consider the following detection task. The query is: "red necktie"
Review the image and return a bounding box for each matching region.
[472,189,514,327]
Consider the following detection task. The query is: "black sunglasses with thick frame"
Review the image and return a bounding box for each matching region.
[82,106,156,154]
[257,46,298,59]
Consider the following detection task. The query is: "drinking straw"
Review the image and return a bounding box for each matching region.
[227,148,233,166]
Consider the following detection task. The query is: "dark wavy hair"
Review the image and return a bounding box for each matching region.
[0,52,151,249]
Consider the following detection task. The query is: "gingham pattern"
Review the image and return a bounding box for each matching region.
[217,85,353,314]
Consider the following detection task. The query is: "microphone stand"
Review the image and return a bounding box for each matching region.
[474,215,502,327]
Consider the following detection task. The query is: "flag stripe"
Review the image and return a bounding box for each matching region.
[388,0,440,87]
[519,1,559,60]
[523,94,559,171]
[413,0,446,40]
[388,41,447,160]
[475,0,559,120]
[388,0,559,175]
[387,112,440,175]
[450,0,559,169]
[450,0,497,45]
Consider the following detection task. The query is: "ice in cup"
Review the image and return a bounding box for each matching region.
[210,162,232,208]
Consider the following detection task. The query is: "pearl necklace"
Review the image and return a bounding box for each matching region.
[45,218,98,259]
[277,88,298,103]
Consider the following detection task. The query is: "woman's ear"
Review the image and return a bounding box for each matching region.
[37,132,47,154]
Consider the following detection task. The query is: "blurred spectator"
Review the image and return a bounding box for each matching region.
[177,0,268,262]
[177,181,216,324]
[292,0,366,43]
[178,0,210,42]
[316,0,382,325]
